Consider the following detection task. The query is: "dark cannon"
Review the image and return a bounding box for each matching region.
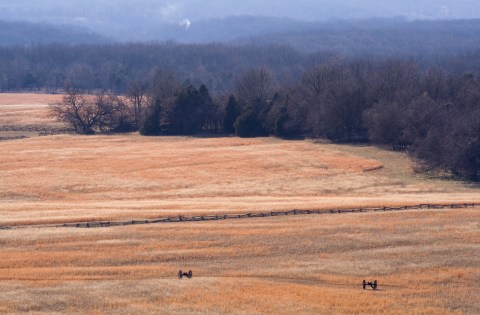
[178,270,193,279]
[363,280,378,290]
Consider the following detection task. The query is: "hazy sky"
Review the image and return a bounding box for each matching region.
[1,0,479,23]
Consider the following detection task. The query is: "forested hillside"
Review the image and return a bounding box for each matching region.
[244,19,480,55]
[0,20,108,46]
[1,41,480,93]
[0,43,313,92]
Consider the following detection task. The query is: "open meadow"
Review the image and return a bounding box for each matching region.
[1,134,479,227]
[1,209,479,314]
[0,94,479,314]
[0,93,62,127]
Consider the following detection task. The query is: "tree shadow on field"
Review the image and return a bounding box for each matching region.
[420,170,480,189]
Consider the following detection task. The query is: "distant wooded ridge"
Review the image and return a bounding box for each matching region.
[2,17,480,51]
[2,0,479,35]
[0,20,108,46]
[2,17,480,93]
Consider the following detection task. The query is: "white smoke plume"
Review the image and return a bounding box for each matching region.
[179,18,191,31]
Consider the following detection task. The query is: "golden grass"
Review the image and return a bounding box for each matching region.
[0,93,61,105]
[0,93,62,127]
[1,135,478,227]
[0,209,478,314]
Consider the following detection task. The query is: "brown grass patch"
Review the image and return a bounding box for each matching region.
[0,93,61,106]
[0,135,479,226]
[0,93,62,127]
[0,209,478,314]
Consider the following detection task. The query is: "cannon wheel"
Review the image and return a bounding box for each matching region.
[187,270,193,278]
[178,270,183,279]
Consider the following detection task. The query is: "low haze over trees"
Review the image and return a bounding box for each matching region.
[3,19,480,93]
[0,42,313,93]
[2,1,480,42]
[0,20,108,46]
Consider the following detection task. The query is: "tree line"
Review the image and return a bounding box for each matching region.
[2,41,480,94]
[0,42,315,93]
[51,58,480,181]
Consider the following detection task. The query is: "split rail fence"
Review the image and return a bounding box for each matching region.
[53,202,480,229]
[0,125,73,137]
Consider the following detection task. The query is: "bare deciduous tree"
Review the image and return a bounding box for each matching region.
[150,69,179,105]
[127,80,149,128]
[50,85,130,134]
[235,67,272,104]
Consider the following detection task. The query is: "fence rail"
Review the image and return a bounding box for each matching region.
[0,135,28,141]
[59,202,480,229]
[1,203,478,230]
[0,125,73,136]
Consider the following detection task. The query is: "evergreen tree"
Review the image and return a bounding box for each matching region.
[223,95,240,134]
[274,107,290,138]
[234,110,260,138]
[139,100,162,135]
[198,84,218,132]
[165,85,218,135]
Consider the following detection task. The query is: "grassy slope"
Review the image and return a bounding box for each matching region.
[0,209,479,314]
[1,135,479,226]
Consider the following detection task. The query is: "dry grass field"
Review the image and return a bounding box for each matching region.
[0,94,479,314]
[0,209,479,314]
[0,93,62,127]
[1,135,479,227]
